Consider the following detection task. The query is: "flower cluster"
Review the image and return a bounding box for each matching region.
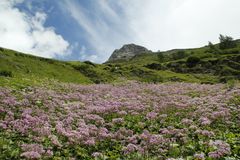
[208,140,231,158]
[0,82,239,159]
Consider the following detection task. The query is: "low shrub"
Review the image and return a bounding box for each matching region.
[172,50,188,60]
[84,61,96,67]
[219,67,240,76]
[0,70,13,77]
[145,63,162,70]
[157,52,165,62]
[186,56,200,68]
[144,74,163,83]
[73,64,105,83]
[0,47,4,52]
[221,48,240,55]
[219,34,237,50]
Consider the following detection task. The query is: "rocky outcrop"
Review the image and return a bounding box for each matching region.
[107,44,150,62]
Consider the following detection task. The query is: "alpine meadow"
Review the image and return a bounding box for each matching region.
[0,0,240,160]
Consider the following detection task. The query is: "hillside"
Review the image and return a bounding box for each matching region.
[0,48,92,87]
[105,39,240,84]
[0,38,240,87]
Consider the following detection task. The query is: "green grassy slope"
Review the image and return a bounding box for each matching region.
[0,39,240,87]
[105,39,240,83]
[0,48,92,87]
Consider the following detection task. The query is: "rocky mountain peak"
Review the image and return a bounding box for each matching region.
[107,44,150,62]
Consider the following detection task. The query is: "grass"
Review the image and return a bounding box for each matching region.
[0,39,240,87]
[0,49,92,86]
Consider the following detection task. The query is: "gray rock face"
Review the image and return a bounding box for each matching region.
[107,44,150,62]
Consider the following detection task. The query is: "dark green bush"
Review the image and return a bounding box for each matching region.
[73,64,104,83]
[74,64,94,75]
[107,64,113,67]
[39,57,55,64]
[0,70,13,77]
[166,62,181,68]
[145,63,162,70]
[172,50,188,60]
[130,68,148,77]
[219,34,237,50]
[219,76,235,83]
[157,52,165,62]
[200,81,214,85]
[219,67,240,76]
[0,47,4,52]
[229,55,240,62]
[103,66,110,70]
[208,41,215,50]
[207,41,221,53]
[109,65,122,73]
[221,48,240,55]
[170,76,183,82]
[83,61,96,67]
[186,56,200,68]
[14,52,25,57]
[144,75,163,83]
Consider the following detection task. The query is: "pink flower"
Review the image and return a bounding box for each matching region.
[140,130,151,141]
[92,152,103,158]
[45,150,53,157]
[189,125,197,130]
[208,140,231,158]
[199,117,211,126]
[21,151,41,159]
[0,122,7,129]
[84,114,105,125]
[160,128,171,135]
[112,118,124,124]
[128,135,138,144]
[201,130,214,137]
[194,152,205,160]
[146,112,158,120]
[181,118,193,125]
[118,111,127,116]
[123,144,138,154]
[98,127,111,139]
[84,138,95,146]
[149,134,164,145]
[208,152,221,159]
[21,144,45,155]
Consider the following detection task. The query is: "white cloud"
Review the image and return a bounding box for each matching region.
[1,0,240,63]
[63,0,135,63]
[112,0,240,51]
[63,0,240,63]
[0,0,70,58]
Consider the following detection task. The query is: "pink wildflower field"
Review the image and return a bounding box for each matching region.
[0,82,240,159]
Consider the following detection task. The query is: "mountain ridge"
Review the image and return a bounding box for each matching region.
[107,44,151,62]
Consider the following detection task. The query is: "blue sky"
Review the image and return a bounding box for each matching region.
[1,0,240,63]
